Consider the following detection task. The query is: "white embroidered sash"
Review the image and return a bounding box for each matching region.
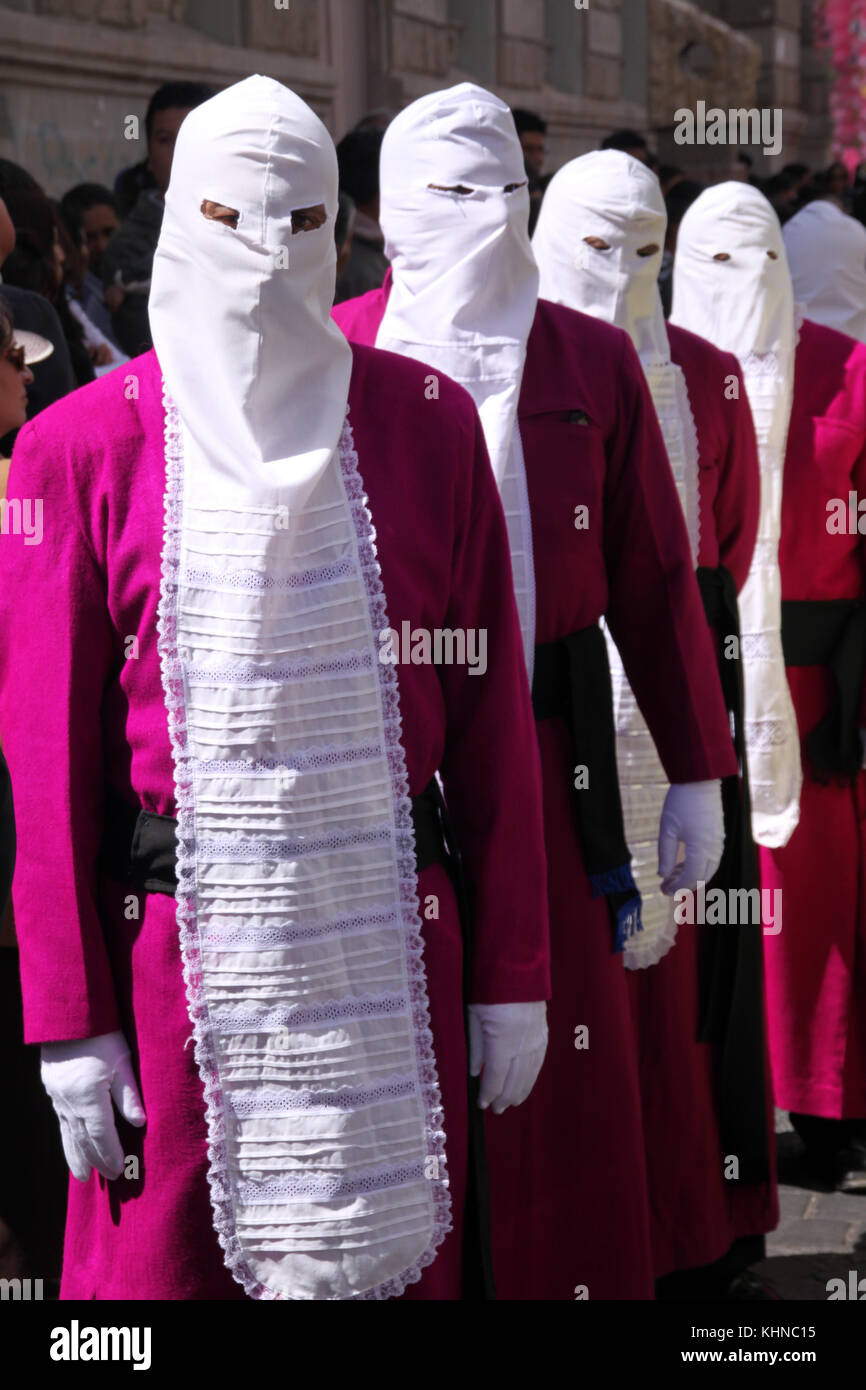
[498,422,536,684]
[157,392,451,1300]
[737,347,802,849]
[604,362,702,968]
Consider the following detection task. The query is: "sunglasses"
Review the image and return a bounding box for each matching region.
[3,344,27,372]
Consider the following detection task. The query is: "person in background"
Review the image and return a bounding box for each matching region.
[54,202,126,373]
[762,170,799,224]
[60,183,119,286]
[2,186,94,387]
[101,81,214,357]
[353,109,395,133]
[658,164,684,196]
[512,108,549,236]
[112,81,216,217]
[0,298,67,1295]
[0,301,40,486]
[332,190,356,302]
[601,128,651,164]
[658,178,704,317]
[0,191,75,438]
[512,108,546,181]
[851,162,866,227]
[783,196,866,344]
[334,127,388,302]
[824,159,851,210]
[781,162,813,212]
[56,197,116,341]
[733,150,755,183]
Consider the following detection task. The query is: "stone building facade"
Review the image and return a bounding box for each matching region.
[0,0,834,197]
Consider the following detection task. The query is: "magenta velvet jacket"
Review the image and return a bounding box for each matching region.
[0,343,551,1042]
[0,341,553,1300]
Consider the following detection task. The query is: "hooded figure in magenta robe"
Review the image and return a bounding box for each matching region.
[530,150,778,1289]
[333,84,739,1301]
[0,78,552,1300]
[673,183,866,1189]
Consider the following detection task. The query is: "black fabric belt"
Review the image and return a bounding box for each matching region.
[101,780,451,896]
[100,778,495,1300]
[781,597,866,778]
[696,565,770,1185]
[531,624,641,953]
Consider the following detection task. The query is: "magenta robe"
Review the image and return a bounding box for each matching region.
[0,344,551,1300]
[627,324,778,1278]
[761,318,866,1120]
[334,285,739,1299]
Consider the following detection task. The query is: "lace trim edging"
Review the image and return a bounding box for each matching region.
[623,915,678,970]
[338,412,453,1299]
[157,391,451,1301]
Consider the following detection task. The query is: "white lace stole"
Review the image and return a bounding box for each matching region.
[737,347,803,848]
[156,390,451,1300]
[609,361,700,969]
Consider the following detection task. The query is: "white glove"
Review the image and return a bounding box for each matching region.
[468,1002,548,1114]
[658,779,724,896]
[40,1030,146,1183]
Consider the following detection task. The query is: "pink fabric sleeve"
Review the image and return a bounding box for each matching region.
[437,410,551,1005]
[0,418,121,1043]
[715,355,761,593]
[855,434,866,731]
[604,334,738,785]
[331,288,386,345]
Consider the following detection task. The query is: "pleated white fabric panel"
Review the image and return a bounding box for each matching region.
[157,399,451,1301]
[606,364,702,968]
[498,425,536,685]
[736,350,803,848]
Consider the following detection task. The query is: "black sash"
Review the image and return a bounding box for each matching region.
[102,783,454,893]
[531,625,641,952]
[781,598,866,778]
[100,781,496,1301]
[696,565,770,1185]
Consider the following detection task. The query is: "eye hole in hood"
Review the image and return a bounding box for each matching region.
[201,199,239,228]
[291,204,327,234]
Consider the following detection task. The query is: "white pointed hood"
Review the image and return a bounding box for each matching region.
[376,82,538,677]
[533,148,670,365]
[670,180,794,359]
[150,74,352,495]
[783,198,866,343]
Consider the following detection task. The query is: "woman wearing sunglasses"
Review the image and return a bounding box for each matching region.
[0,302,51,492]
